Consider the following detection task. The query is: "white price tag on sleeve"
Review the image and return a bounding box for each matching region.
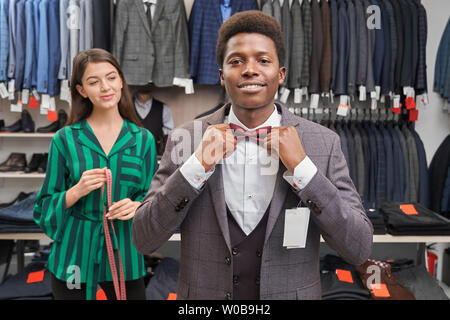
[294,88,302,104]
[22,89,29,104]
[309,93,320,109]
[280,88,290,103]
[0,82,8,98]
[359,85,367,101]
[283,207,310,249]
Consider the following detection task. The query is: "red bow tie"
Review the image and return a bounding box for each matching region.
[229,123,272,142]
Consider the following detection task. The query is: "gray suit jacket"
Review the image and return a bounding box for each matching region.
[113,0,190,86]
[132,103,373,300]
[79,0,93,52]
[288,0,304,89]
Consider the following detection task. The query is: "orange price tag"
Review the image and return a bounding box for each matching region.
[336,269,353,283]
[26,270,45,284]
[167,293,177,300]
[47,110,57,122]
[28,96,39,108]
[400,204,418,215]
[96,289,107,300]
[371,283,391,298]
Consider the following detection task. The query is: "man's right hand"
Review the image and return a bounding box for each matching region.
[194,124,237,172]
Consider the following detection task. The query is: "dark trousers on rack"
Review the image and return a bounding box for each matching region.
[50,274,146,300]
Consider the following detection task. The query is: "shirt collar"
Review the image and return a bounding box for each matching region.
[135,97,153,110]
[143,0,157,5]
[227,104,281,131]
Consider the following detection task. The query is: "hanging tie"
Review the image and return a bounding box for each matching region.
[145,2,152,31]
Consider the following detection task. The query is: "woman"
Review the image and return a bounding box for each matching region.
[33,49,157,300]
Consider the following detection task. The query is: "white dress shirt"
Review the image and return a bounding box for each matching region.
[180,105,318,235]
[134,97,175,135]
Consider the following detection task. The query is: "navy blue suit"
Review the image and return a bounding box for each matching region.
[371,122,386,208]
[386,122,405,202]
[14,0,26,91]
[410,126,430,209]
[371,0,384,89]
[47,0,60,96]
[363,122,378,209]
[188,0,258,84]
[380,124,394,200]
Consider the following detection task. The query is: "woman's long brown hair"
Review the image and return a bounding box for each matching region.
[66,48,142,127]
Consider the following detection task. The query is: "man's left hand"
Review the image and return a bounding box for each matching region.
[263,126,306,172]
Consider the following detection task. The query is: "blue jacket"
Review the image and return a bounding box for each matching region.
[188,0,258,84]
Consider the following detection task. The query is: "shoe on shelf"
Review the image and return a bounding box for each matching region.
[37,153,48,173]
[3,118,22,132]
[25,153,45,173]
[37,109,68,133]
[21,110,35,133]
[0,153,27,172]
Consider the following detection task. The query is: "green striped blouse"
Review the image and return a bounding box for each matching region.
[33,119,157,299]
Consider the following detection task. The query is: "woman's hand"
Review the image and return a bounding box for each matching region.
[106,198,141,221]
[66,168,107,209]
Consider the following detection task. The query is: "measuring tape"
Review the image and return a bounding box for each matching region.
[102,168,127,300]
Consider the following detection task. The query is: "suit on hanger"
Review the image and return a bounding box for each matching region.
[7,0,16,79]
[92,0,112,52]
[79,0,93,52]
[329,0,338,92]
[309,0,323,94]
[68,0,79,81]
[132,103,373,300]
[281,0,292,87]
[319,0,332,93]
[23,0,35,90]
[399,0,413,88]
[36,0,49,94]
[300,0,312,88]
[402,124,419,203]
[390,0,403,93]
[261,0,273,16]
[409,126,429,208]
[0,0,9,82]
[47,0,60,96]
[346,0,356,96]
[188,0,258,85]
[383,0,396,95]
[14,0,26,91]
[32,0,40,87]
[408,0,419,88]
[272,0,281,25]
[371,122,386,207]
[386,123,405,203]
[370,0,384,89]
[380,124,394,200]
[362,122,377,208]
[288,0,304,89]
[355,0,367,87]
[363,0,375,94]
[351,123,365,197]
[58,0,69,80]
[379,0,391,95]
[394,125,410,202]
[434,19,450,94]
[414,0,428,93]
[334,0,349,95]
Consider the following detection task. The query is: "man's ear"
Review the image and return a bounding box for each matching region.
[219,69,225,86]
[278,66,286,85]
[76,84,88,98]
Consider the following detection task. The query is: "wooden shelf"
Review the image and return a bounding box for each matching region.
[0,172,45,178]
[0,133,55,138]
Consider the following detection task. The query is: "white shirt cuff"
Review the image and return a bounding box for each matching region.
[179,153,215,190]
[283,156,318,190]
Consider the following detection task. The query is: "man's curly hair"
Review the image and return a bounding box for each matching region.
[216,10,286,69]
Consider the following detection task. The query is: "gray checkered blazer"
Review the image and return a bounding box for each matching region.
[132,103,373,300]
[112,0,190,86]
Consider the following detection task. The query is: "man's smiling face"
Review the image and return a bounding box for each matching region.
[219,32,286,114]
